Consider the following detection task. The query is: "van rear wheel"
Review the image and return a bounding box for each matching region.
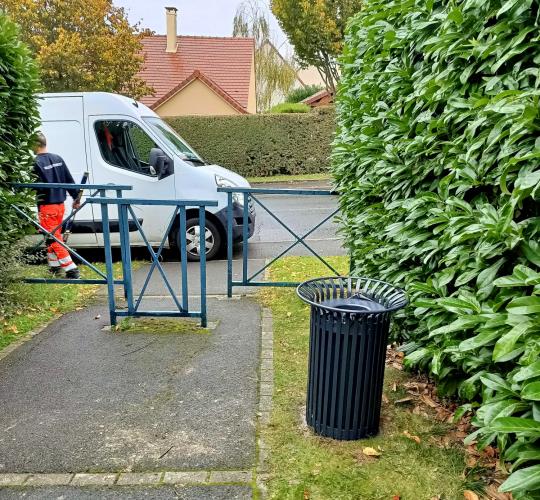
[177,217,221,262]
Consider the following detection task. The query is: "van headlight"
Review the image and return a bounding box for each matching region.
[215,175,243,206]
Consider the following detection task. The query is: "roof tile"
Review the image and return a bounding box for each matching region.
[138,35,255,111]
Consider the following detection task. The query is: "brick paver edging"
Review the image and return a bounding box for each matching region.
[0,470,253,487]
[256,307,274,498]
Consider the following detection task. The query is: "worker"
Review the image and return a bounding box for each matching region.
[33,132,81,279]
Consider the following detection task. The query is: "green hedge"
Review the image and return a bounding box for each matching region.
[334,1,540,497]
[167,108,334,178]
[0,11,40,309]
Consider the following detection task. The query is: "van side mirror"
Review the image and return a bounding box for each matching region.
[149,148,174,180]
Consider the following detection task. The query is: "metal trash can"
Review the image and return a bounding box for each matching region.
[297,277,407,440]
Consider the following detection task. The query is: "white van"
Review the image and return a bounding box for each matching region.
[38,92,255,260]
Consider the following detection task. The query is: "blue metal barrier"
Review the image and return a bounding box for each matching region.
[217,187,341,297]
[11,183,132,285]
[88,198,218,327]
[11,183,217,327]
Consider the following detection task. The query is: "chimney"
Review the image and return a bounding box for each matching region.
[165,7,178,53]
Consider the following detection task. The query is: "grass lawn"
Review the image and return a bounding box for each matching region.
[260,256,470,500]
[0,261,140,351]
[248,173,331,184]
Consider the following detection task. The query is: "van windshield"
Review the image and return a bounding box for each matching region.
[143,117,206,166]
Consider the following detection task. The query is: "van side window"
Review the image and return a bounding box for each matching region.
[94,120,158,176]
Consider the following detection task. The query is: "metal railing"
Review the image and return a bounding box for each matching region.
[11,183,217,327]
[87,197,217,327]
[11,183,131,286]
[218,187,341,297]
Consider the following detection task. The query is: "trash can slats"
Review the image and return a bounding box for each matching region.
[297,277,407,440]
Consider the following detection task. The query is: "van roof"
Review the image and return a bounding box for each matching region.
[39,92,159,119]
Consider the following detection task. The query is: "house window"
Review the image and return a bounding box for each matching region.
[94,120,158,176]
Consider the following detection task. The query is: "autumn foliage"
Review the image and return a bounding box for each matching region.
[271,0,362,92]
[1,0,152,99]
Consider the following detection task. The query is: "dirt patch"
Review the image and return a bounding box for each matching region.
[113,318,215,335]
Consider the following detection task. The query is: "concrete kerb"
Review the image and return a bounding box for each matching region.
[0,470,254,488]
[256,307,274,499]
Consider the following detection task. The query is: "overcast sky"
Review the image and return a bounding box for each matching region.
[114,0,290,51]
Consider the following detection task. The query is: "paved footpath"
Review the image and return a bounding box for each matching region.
[0,290,266,499]
[0,180,339,498]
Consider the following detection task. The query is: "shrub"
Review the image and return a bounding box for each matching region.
[285,84,324,103]
[0,11,40,310]
[269,102,311,113]
[333,1,540,497]
[167,107,334,177]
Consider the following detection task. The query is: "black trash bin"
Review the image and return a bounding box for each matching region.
[297,277,407,440]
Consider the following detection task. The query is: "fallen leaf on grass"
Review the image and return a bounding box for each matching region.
[392,383,398,392]
[463,491,479,500]
[404,381,428,392]
[466,445,481,457]
[287,312,292,317]
[421,395,439,408]
[362,447,381,457]
[395,397,413,404]
[429,435,453,450]
[382,393,389,404]
[453,430,468,440]
[6,325,18,334]
[485,484,512,500]
[392,496,401,500]
[403,430,421,444]
[483,445,496,458]
[303,489,310,500]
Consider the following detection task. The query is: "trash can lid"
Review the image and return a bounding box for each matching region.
[322,297,386,313]
[296,276,407,315]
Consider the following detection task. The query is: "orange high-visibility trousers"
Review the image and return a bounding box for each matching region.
[38,203,77,271]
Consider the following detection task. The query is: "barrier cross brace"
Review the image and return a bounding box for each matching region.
[88,197,218,327]
[11,183,132,285]
[11,183,217,328]
[217,186,341,297]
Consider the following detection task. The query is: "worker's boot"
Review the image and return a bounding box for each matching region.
[65,268,80,280]
[48,267,62,276]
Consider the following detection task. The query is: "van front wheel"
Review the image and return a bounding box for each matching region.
[176,218,221,262]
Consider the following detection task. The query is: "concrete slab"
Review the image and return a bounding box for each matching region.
[0,486,252,499]
[0,298,260,473]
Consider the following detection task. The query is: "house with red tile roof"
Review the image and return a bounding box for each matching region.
[302,89,334,108]
[138,7,256,117]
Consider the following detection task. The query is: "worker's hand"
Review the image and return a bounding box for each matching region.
[72,200,81,210]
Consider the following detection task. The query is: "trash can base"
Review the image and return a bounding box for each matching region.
[307,416,380,440]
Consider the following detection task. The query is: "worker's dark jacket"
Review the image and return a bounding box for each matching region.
[33,153,78,206]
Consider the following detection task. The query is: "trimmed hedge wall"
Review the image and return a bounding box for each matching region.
[333,0,540,497]
[167,107,334,177]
